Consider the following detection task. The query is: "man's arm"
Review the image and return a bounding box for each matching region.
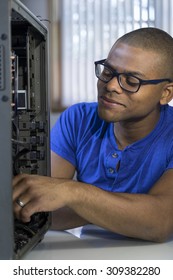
[13,153,173,242]
[50,151,89,230]
[66,169,173,242]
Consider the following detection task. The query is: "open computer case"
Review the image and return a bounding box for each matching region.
[0,0,51,259]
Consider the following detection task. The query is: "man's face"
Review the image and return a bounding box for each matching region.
[97,42,166,123]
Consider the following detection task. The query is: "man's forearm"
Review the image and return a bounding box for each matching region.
[66,181,170,242]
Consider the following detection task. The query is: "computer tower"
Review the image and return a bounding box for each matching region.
[0,0,50,259]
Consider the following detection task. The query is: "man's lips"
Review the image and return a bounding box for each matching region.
[99,95,125,107]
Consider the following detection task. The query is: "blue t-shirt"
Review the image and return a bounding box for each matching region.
[51,102,173,194]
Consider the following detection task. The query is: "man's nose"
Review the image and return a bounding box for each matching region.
[105,76,123,93]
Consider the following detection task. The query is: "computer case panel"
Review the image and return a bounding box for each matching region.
[0,0,51,259]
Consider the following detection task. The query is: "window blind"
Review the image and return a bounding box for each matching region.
[51,0,172,109]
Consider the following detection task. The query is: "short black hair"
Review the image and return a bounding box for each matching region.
[111,27,173,79]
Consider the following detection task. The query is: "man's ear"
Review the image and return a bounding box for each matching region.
[160,83,173,105]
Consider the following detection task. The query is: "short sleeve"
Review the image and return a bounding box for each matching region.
[50,105,78,167]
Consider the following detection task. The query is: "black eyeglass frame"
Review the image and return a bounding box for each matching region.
[94,59,173,93]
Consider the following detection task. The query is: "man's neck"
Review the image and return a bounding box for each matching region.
[114,110,161,150]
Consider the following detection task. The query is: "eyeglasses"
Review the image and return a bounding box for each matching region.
[94,59,172,93]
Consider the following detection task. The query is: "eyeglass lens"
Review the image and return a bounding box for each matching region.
[96,64,140,92]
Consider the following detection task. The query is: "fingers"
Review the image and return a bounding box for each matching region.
[12,174,68,222]
[14,203,34,223]
[13,174,53,222]
[14,194,30,222]
[13,173,30,201]
[12,173,27,186]
[16,197,25,208]
[14,195,41,222]
[13,174,37,222]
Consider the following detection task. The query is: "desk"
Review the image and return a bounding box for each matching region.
[23,225,173,260]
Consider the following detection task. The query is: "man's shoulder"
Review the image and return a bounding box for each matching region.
[63,102,100,124]
[162,105,173,126]
[166,104,173,115]
[65,102,108,137]
[67,102,98,115]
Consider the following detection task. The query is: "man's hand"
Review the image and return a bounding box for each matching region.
[13,174,72,222]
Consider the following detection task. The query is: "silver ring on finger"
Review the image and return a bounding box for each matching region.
[16,198,25,208]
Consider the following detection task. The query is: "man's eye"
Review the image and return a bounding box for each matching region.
[125,76,139,86]
[102,67,112,76]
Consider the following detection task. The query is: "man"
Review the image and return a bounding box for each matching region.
[13,27,173,242]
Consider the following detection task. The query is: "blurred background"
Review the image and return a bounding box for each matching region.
[20,0,173,126]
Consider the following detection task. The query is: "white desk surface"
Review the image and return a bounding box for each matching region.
[23,225,173,260]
